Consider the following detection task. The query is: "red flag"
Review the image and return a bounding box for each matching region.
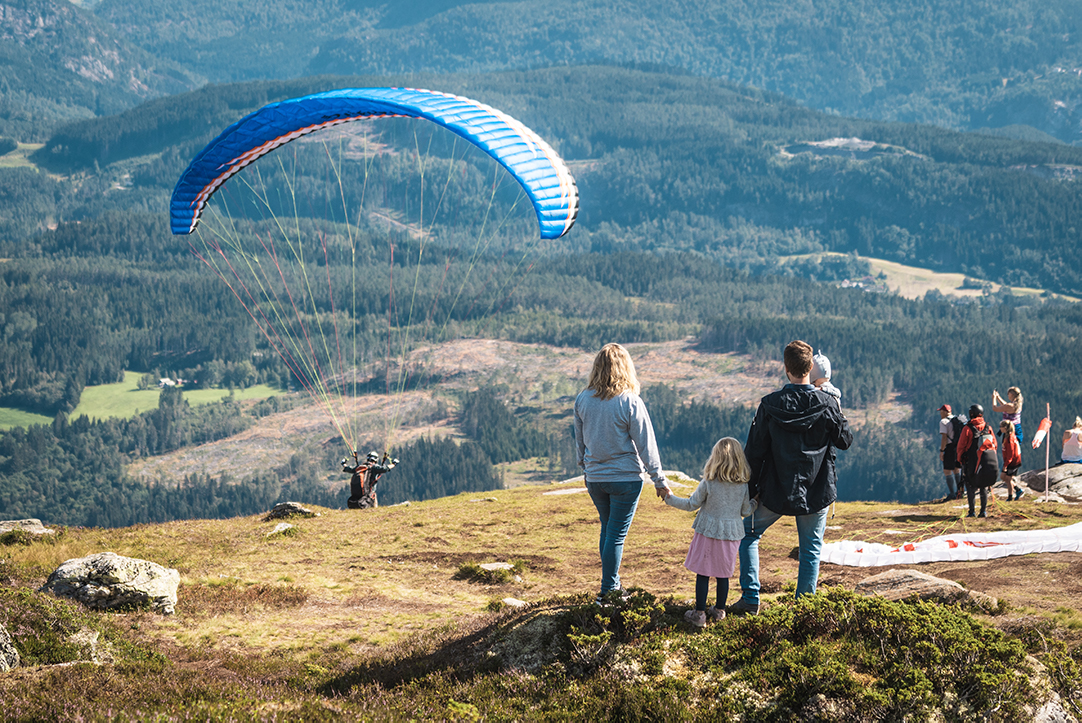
[1032,417,1052,449]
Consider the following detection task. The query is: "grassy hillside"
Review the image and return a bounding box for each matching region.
[1,485,1080,719]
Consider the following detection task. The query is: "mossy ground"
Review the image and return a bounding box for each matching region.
[2,485,1081,720]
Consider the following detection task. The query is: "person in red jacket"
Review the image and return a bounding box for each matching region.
[999,420,1025,501]
[956,404,998,518]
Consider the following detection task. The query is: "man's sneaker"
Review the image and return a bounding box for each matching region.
[978,510,988,518]
[706,606,726,621]
[729,598,760,616]
[594,588,630,606]
[684,609,707,628]
[1015,488,1027,501]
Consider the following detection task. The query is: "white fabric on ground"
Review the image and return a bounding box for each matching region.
[821,521,1082,566]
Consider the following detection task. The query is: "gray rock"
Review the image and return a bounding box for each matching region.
[855,569,999,610]
[1021,463,1082,499]
[1025,655,1077,723]
[40,552,179,615]
[480,562,515,572]
[266,522,294,537]
[263,502,319,521]
[855,569,966,603]
[66,628,114,665]
[0,518,55,536]
[0,623,19,672]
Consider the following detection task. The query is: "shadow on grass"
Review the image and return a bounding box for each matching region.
[320,589,682,696]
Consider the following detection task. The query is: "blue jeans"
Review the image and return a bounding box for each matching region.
[586,480,642,594]
[738,504,829,605]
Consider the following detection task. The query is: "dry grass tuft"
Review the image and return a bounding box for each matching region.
[180,580,309,617]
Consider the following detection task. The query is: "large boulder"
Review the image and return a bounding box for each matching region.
[1020,463,1082,498]
[855,569,965,602]
[854,569,998,611]
[0,623,18,672]
[40,552,180,615]
[0,519,55,537]
[264,502,319,521]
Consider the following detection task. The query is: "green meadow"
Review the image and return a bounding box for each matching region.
[0,407,53,430]
[0,372,283,429]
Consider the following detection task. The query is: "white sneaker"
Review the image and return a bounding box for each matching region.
[684,609,707,628]
[706,606,726,621]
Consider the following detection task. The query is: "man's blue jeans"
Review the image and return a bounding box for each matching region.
[738,504,829,605]
[586,480,642,594]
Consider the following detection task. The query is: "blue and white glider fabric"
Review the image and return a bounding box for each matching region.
[170,88,579,239]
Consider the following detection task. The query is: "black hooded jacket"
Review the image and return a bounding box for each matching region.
[745,384,853,516]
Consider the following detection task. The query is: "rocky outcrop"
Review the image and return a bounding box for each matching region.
[40,552,179,615]
[854,569,998,611]
[0,623,18,672]
[264,502,319,521]
[0,519,55,537]
[1020,463,1082,499]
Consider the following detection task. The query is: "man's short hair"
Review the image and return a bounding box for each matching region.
[784,340,814,379]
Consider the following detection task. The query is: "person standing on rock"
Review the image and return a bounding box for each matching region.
[1061,417,1082,465]
[732,340,853,615]
[992,387,1024,443]
[574,343,670,602]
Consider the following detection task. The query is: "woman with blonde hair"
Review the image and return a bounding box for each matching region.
[992,386,1024,442]
[574,343,670,601]
[1062,417,1082,464]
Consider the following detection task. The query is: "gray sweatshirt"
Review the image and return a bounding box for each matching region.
[574,389,666,486]
[665,479,756,540]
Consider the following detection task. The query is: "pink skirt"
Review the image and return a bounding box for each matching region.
[684,532,738,579]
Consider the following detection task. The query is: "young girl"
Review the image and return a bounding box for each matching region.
[663,437,755,627]
[999,420,1024,501]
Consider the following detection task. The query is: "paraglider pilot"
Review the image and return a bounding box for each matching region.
[343,451,399,509]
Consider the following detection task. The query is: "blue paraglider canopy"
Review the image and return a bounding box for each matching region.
[170,87,579,239]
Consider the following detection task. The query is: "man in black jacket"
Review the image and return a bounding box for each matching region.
[731,340,853,615]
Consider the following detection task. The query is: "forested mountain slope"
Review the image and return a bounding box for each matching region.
[28,67,1082,295]
[0,0,201,141]
[80,0,1082,143]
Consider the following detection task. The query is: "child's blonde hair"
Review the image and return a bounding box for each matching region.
[702,437,751,484]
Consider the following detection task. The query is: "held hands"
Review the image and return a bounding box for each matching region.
[656,485,672,500]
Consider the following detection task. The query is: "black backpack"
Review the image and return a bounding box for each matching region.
[946,415,964,445]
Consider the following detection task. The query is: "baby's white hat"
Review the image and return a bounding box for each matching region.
[811,350,832,381]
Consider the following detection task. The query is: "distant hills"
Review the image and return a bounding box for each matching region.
[28,66,1082,295]
[0,0,201,140]
[5,0,1082,143]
